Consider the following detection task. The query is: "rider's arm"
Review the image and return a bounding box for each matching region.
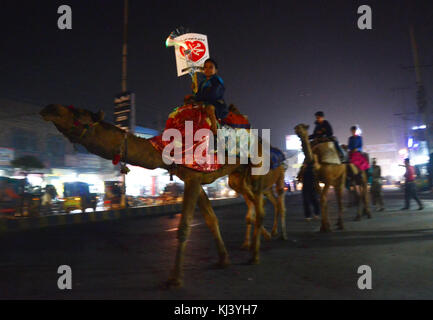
[324,121,333,137]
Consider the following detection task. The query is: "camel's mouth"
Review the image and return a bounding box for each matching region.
[294,124,309,135]
[40,104,62,121]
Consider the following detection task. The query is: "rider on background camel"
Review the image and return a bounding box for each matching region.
[309,111,333,140]
[309,111,344,161]
[184,58,228,135]
[346,125,370,171]
[348,125,363,152]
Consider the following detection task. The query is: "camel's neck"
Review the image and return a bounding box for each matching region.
[73,122,168,170]
[299,134,315,164]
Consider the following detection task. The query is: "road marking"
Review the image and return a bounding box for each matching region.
[165,223,203,232]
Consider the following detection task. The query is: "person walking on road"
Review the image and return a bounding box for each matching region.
[298,163,321,221]
[371,158,384,211]
[401,158,423,211]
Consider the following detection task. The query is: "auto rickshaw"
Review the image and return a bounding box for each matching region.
[0,177,42,217]
[0,177,23,216]
[63,182,97,213]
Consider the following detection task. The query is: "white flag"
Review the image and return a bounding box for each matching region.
[171,33,210,77]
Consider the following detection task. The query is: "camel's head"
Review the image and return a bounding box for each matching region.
[40,104,105,142]
[294,124,309,138]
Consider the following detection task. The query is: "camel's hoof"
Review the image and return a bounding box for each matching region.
[271,230,279,238]
[240,242,251,250]
[248,257,260,265]
[354,215,361,221]
[165,277,183,288]
[280,234,288,241]
[262,231,272,241]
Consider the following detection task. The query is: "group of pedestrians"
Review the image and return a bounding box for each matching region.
[298,111,425,221]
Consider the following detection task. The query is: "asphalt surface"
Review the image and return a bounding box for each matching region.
[1,189,433,300]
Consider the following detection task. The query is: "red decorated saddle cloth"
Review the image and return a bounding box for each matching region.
[349,151,370,171]
[149,104,251,172]
[221,111,251,129]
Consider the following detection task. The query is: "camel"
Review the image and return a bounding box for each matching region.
[295,124,370,232]
[40,104,285,287]
[345,161,371,220]
[295,124,346,232]
[339,144,371,220]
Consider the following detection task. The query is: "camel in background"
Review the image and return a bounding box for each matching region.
[295,124,370,232]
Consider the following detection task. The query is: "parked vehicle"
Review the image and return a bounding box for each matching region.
[0,177,42,217]
[0,177,23,216]
[63,182,97,213]
[160,182,184,204]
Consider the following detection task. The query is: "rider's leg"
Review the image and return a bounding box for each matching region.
[205,105,218,135]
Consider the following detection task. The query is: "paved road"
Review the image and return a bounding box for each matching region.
[1,189,433,299]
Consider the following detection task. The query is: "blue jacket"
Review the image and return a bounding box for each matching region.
[194,75,229,120]
[348,135,363,152]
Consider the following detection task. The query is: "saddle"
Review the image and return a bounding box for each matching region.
[311,139,341,165]
[149,104,254,173]
[349,151,370,171]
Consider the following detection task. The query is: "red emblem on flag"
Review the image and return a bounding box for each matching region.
[179,41,206,62]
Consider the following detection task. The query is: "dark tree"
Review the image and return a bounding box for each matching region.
[11,156,45,173]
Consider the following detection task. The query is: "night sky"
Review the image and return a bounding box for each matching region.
[1,0,432,150]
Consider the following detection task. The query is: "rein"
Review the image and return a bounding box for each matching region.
[67,105,100,138]
[119,132,130,174]
[66,105,130,174]
[78,122,99,138]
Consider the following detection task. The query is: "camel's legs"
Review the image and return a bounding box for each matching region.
[251,191,265,264]
[335,170,346,230]
[354,184,363,220]
[243,185,271,247]
[335,183,344,230]
[320,184,331,232]
[241,195,255,249]
[197,186,230,266]
[229,172,269,247]
[264,190,279,237]
[275,173,287,240]
[167,179,200,288]
[361,174,372,218]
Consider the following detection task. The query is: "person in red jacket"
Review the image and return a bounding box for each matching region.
[401,158,423,210]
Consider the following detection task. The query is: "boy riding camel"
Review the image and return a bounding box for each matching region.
[184,58,228,135]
